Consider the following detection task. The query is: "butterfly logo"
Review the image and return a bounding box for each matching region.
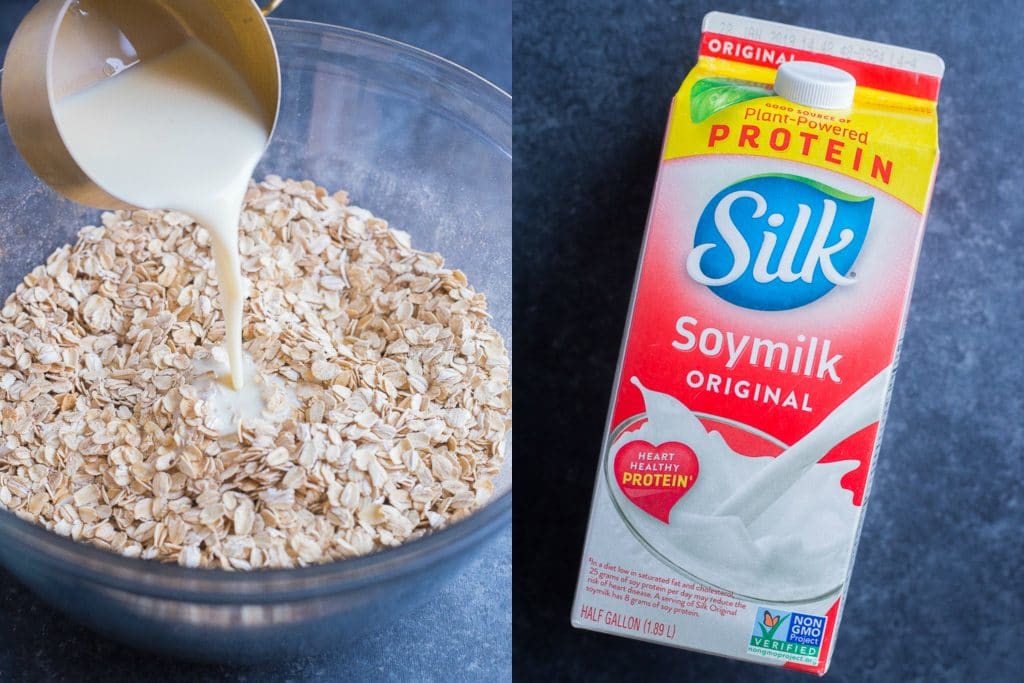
[757,610,789,639]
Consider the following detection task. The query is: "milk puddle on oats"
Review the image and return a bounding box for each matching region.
[573,13,941,675]
[55,38,267,395]
[192,350,295,437]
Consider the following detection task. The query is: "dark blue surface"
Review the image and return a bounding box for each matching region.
[0,2,510,681]
[514,1,1022,681]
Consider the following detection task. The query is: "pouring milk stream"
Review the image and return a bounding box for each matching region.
[55,40,266,393]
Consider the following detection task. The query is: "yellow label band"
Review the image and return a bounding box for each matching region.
[665,60,938,212]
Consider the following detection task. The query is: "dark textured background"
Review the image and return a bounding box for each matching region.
[514,1,1022,681]
[0,2,510,682]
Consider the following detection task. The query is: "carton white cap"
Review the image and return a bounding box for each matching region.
[774,61,856,109]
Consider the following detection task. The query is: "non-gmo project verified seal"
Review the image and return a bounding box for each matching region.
[747,607,826,665]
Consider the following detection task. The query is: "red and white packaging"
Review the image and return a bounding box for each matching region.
[572,12,942,675]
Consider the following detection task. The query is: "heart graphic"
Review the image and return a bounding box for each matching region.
[614,440,699,523]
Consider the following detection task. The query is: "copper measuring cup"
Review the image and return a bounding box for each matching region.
[1,0,282,210]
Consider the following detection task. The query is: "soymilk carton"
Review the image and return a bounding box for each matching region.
[571,12,942,675]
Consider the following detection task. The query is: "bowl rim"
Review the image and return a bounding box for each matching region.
[264,16,512,102]
[0,17,513,103]
[0,17,512,600]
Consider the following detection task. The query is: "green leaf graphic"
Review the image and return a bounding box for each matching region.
[690,78,772,123]
[743,173,873,203]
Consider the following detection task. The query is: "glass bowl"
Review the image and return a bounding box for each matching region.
[0,19,511,662]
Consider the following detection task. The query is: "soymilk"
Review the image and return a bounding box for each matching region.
[572,12,942,675]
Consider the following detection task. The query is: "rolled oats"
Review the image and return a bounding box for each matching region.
[0,177,511,569]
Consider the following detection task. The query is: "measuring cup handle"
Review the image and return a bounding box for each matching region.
[261,0,284,16]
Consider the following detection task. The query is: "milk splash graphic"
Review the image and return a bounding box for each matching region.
[608,368,888,603]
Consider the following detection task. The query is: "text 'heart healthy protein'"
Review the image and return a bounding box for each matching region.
[571,13,942,675]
